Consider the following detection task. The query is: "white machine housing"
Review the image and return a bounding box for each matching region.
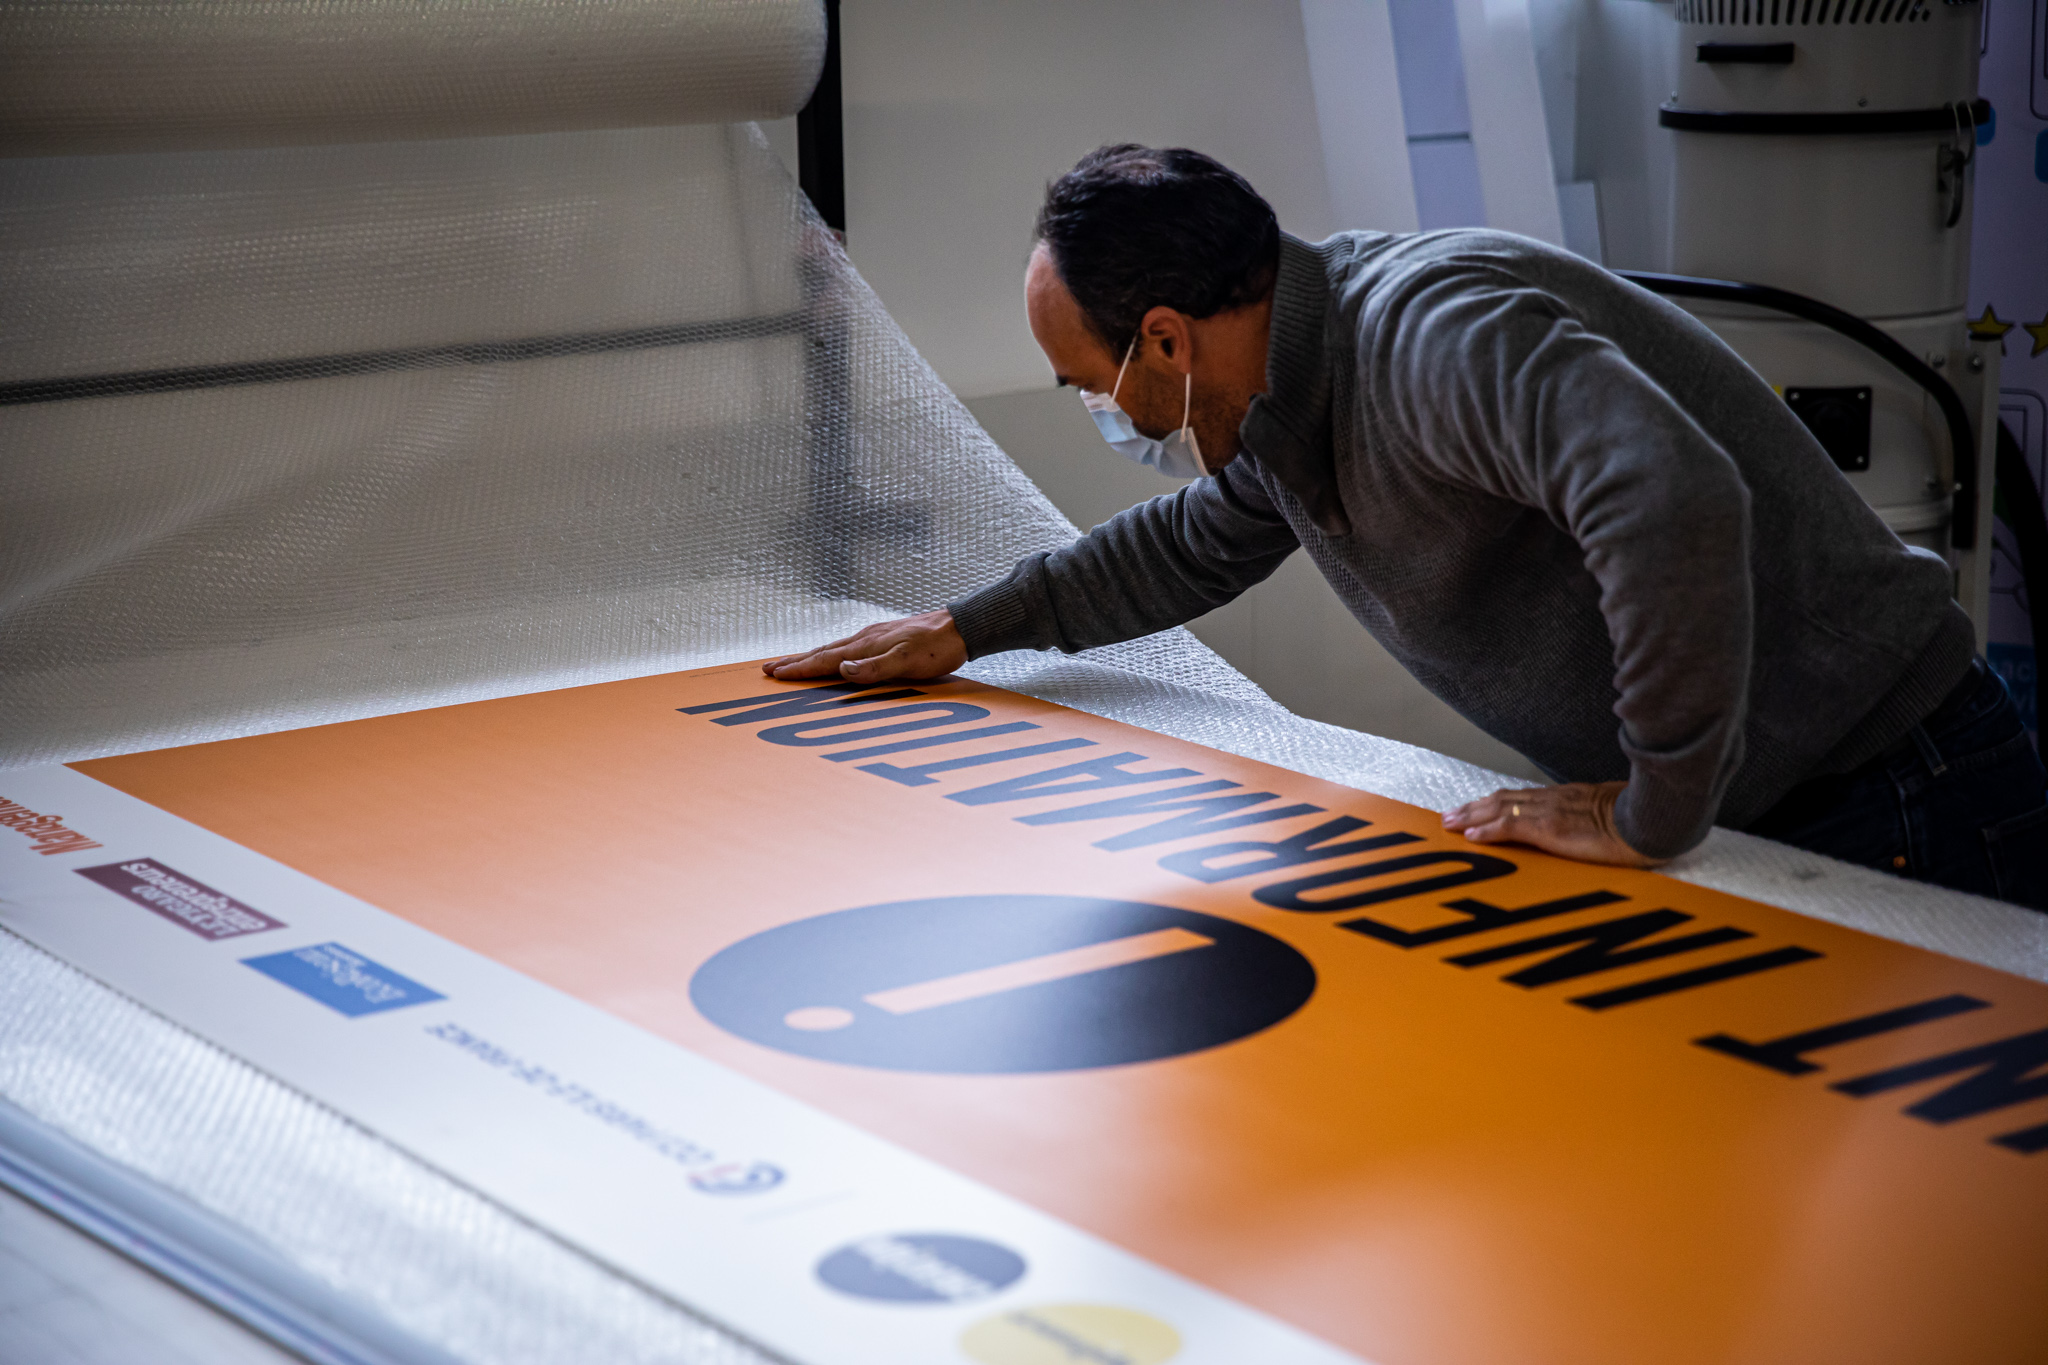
[1664,0,2003,641]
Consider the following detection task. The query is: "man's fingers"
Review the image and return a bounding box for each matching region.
[1441,798,1485,830]
[1448,789,1551,846]
[761,630,888,679]
[1443,788,1534,831]
[768,647,859,679]
[1444,781,1657,868]
[1460,802,1530,845]
[761,610,964,686]
[839,641,914,682]
[763,628,881,676]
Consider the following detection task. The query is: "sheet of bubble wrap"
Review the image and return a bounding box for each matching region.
[0,928,786,1365]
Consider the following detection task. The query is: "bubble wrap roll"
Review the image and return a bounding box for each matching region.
[0,0,827,156]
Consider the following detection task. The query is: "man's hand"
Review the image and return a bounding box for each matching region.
[1441,780,1666,868]
[762,610,968,684]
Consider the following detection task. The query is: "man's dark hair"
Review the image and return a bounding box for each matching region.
[1035,144,1280,354]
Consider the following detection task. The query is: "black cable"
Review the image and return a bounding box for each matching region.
[1617,271,1980,550]
[1658,96,1992,138]
[1995,419,2048,713]
[0,313,807,406]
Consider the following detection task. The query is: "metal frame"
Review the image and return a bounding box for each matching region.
[795,0,844,235]
[0,1097,467,1365]
[1658,96,1992,135]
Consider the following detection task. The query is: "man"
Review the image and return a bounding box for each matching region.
[769,145,2048,909]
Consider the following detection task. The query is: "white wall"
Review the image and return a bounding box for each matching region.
[832,0,1364,401]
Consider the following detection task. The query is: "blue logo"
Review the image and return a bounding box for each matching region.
[688,1161,785,1196]
[244,942,445,1017]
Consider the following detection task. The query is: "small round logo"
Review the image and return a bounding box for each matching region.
[687,1161,784,1196]
[815,1232,1026,1305]
[961,1304,1181,1364]
[690,895,1314,1074]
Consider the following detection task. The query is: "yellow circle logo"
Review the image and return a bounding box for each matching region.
[960,1303,1181,1365]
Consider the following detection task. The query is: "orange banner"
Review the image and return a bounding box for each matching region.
[78,663,2048,1365]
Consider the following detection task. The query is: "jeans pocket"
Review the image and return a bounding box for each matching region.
[1983,805,2048,912]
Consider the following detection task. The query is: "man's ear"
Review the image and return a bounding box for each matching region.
[1138,305,1194,374]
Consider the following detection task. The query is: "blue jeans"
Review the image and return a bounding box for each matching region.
[1747,658,2048,911]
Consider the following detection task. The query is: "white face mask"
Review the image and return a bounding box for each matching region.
[1079,337,1206,480]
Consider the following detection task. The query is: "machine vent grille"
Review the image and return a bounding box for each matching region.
[1674,0,1933,22]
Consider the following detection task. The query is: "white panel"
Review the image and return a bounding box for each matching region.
[1557,178,1603,264]
[1571,0,1679,273]
[1451,0,1567,245]
[1298,0,1420,234]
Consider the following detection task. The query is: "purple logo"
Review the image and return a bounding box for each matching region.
[77,859,284,941]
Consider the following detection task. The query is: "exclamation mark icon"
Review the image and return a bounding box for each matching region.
[782,927,1217,1032]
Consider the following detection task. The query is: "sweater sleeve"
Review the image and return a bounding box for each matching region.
[948,457,1301,657]
[1369,263,1754,858]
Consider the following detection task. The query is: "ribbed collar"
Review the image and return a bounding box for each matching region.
[1238,233,1349,536]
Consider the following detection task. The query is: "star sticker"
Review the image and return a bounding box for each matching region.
[2026,312,2048,359]
[1968,304,2015,349]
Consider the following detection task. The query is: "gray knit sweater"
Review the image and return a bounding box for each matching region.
[950,230,1973,858]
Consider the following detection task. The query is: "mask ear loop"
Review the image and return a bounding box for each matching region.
[1111,334,1195,443]
[1109,336,1138,405]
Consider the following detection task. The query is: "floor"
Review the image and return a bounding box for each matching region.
[0,1184,299,1365]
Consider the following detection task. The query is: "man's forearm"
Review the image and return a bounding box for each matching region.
[950,471,1299,659]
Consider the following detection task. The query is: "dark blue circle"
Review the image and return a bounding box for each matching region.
[815,1232,1026,1304]
[690,894,1315,1074]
